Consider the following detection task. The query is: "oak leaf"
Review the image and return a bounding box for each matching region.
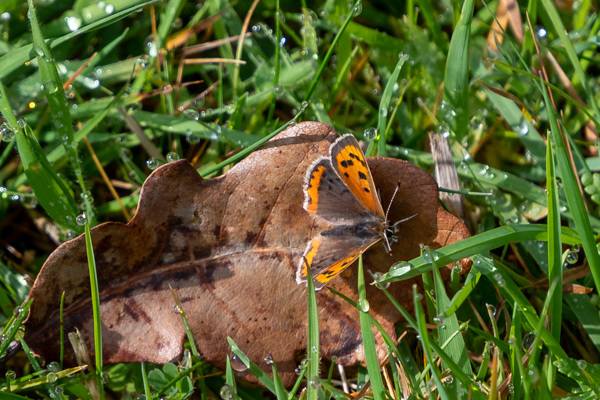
[23,122,470,386]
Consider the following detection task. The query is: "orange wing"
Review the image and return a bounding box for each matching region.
[329,135,385,218]
[297,225,383,290]
[312,252,361,290]
[298,236,363,290]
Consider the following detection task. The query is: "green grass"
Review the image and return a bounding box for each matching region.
[1,0,600,398]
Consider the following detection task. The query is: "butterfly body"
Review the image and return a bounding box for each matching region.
[297,134,395,290]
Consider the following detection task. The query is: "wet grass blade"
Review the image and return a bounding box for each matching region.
[543,76,600,294]
[85,222,105,400]
[1,82,79,231]
[540,0,600,123]
[545,130,562,347]
[0,0,156,80]
[306,268,320,400]
[381,224,580,283]
[428,247,471,378]
[28,0,94,223]
[357,257,385,400]
[443,0,474,137]
[375,54,407,156]
[473,256,567,360]
[227,337,276,393]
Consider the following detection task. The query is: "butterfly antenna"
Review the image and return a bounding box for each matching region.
[385,181,401,221]
[393,213,418,229]
[381,182,402,254]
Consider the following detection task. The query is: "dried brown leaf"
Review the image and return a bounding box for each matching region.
[24,122,470,385]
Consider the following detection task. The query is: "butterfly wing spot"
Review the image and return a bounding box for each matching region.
[330,135,385,218]
[301,239,321,278]
[314,252,360,288]
[338,156,371,193]
[304,164,327,214]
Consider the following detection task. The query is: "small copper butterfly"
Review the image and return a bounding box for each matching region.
[297,134,400,290]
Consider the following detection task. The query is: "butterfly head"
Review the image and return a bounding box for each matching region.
[381,213,417,255]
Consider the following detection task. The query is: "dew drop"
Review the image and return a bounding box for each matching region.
[275,10,286,22]
[146,39,158,57]
[353,2,363,15]
[44,80,59,94]
[23,196,39,209]
[363,127,378,140]
[515,123,529,136]
[220,384,234,400]
[13,306,23,318]
[136,57,148,69]
[251,24,267,39]
[64,15,82,32]
[5,370,16,380]
[230,354,248,371]
[477,164,490,176]
[83,77,100,90]
[537,27,547,38]
[46,372,57,383]
[76,213,87,226]
[186,131,200,144]
[166,152,179,162]
[358,298,370,312]
[0,123,15,142]
[555,177,563,189]
[372,272,390,289]
[566,249,578,264]
[146,158,159,170]
[183,108,200,121]
[309,377,322,389]
[47,361,60,373]
[390,261,413,274]
[522,333,535,350]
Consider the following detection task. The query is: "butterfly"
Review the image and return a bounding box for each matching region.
[296,134,402,290]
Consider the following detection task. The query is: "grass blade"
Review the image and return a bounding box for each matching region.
[0,83,80,231]
[84,222,104,399]
[357,257,385,400]
[473,256,567,360]
[546,130,562,346]
[540,0,600,123]
[381,224,580,283]
[543,79,600,294]
[0,1,157,80]
[375,54,407,156]
[428,246,471,377]
[413,285,448,400]
[227,337,276,393]
[306,268,320,400]
[28,0,94,223]
[303,0,361,103]
[443,0,474,137]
